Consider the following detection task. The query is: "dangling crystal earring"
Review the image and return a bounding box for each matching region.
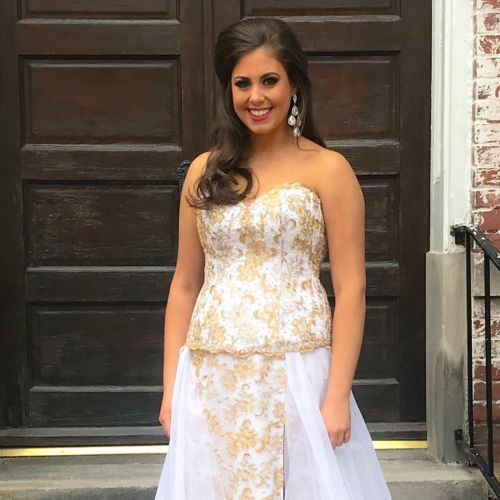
[287,93,301,137]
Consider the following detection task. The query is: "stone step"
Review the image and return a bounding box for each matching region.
[0,449,490,499]
[378,450,489,500]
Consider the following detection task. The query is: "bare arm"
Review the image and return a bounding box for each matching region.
[159,152,209,432]
[162,281,202,400]
[317,151,366,448]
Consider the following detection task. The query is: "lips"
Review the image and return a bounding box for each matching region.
[248,107,273,121]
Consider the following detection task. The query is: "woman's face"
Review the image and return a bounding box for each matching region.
[231,48,296,135]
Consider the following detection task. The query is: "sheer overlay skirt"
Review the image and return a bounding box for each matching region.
[154,345,392,500]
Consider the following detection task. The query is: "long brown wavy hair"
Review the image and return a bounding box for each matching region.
[187,16,326,210]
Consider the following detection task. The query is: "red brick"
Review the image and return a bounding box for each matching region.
[474,146,500,168]
[483,12,500,31]
[474,422,500,443]
[477,0,500,10]
[475,363,500,381]
[479,209,500,230]
[485,12,500,30]
[475,80,500,99]
[473,318,500,339]
[473,190,500,209]
[478,35,500,55]
[474,381,500,399]
[473,401,500,421]
[474,169,500,187]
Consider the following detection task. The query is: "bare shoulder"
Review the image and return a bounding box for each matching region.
[316,148,355,178]
[297,139,355,184]
[313,149,362,206]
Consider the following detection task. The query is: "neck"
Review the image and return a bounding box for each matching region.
[250,125,297,160]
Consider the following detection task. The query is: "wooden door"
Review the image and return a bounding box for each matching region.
[0,0,430,445]
[0,0,206,444]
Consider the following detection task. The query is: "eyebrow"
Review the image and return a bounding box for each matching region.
[232,72,280,81]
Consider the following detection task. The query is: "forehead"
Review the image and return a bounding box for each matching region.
[232,48,286,77]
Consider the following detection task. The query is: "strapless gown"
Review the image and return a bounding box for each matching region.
[154,182,392,499]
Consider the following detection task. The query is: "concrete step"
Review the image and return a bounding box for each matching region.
[377,450,489,499]
[0,449,490,499]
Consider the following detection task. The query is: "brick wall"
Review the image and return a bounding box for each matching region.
[472,0,500,462]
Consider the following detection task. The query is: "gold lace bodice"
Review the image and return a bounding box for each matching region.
[185,182,332,357]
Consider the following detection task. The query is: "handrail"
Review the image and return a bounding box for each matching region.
[452,224,500,498]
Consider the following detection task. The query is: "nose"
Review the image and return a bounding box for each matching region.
[249,87,266,106]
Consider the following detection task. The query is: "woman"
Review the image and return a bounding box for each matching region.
[155,16,392,500]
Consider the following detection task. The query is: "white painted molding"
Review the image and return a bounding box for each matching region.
[429,0,474,253]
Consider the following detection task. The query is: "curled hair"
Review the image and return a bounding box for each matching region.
[187,16,325,210]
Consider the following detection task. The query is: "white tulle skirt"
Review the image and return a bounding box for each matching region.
[154,345,392,499]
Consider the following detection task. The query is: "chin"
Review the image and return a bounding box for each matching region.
[251,128,276,135]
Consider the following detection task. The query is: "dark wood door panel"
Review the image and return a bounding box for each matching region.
[22,59,181,145]
[28,389,160,427]
[21,146,185,181]
[309,55,399,140]
[25,268,173,303]
[242,0,399,16]
[25,184,178,266]
[17,21,180,55]
[20,0,177,19]
[30,306,164,386]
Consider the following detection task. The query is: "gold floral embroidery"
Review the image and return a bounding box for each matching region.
[192,349,286,499]
[186,183,332,357]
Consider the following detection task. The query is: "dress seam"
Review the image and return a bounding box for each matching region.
[183,342,332,357]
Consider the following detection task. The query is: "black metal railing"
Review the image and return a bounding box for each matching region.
[452,224,500,497]
[177,159,191,196]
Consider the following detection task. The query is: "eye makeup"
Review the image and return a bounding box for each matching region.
[233,72,280,86]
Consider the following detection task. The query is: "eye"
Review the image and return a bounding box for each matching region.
[234,77,278,88]
[263,77,278,85]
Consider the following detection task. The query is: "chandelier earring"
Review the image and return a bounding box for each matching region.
[287,93,302,137]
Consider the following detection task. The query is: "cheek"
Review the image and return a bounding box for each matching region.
[231,90,245,110]
[233,103,248,121]
[270,89,291,111]
[277,93,291,112]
